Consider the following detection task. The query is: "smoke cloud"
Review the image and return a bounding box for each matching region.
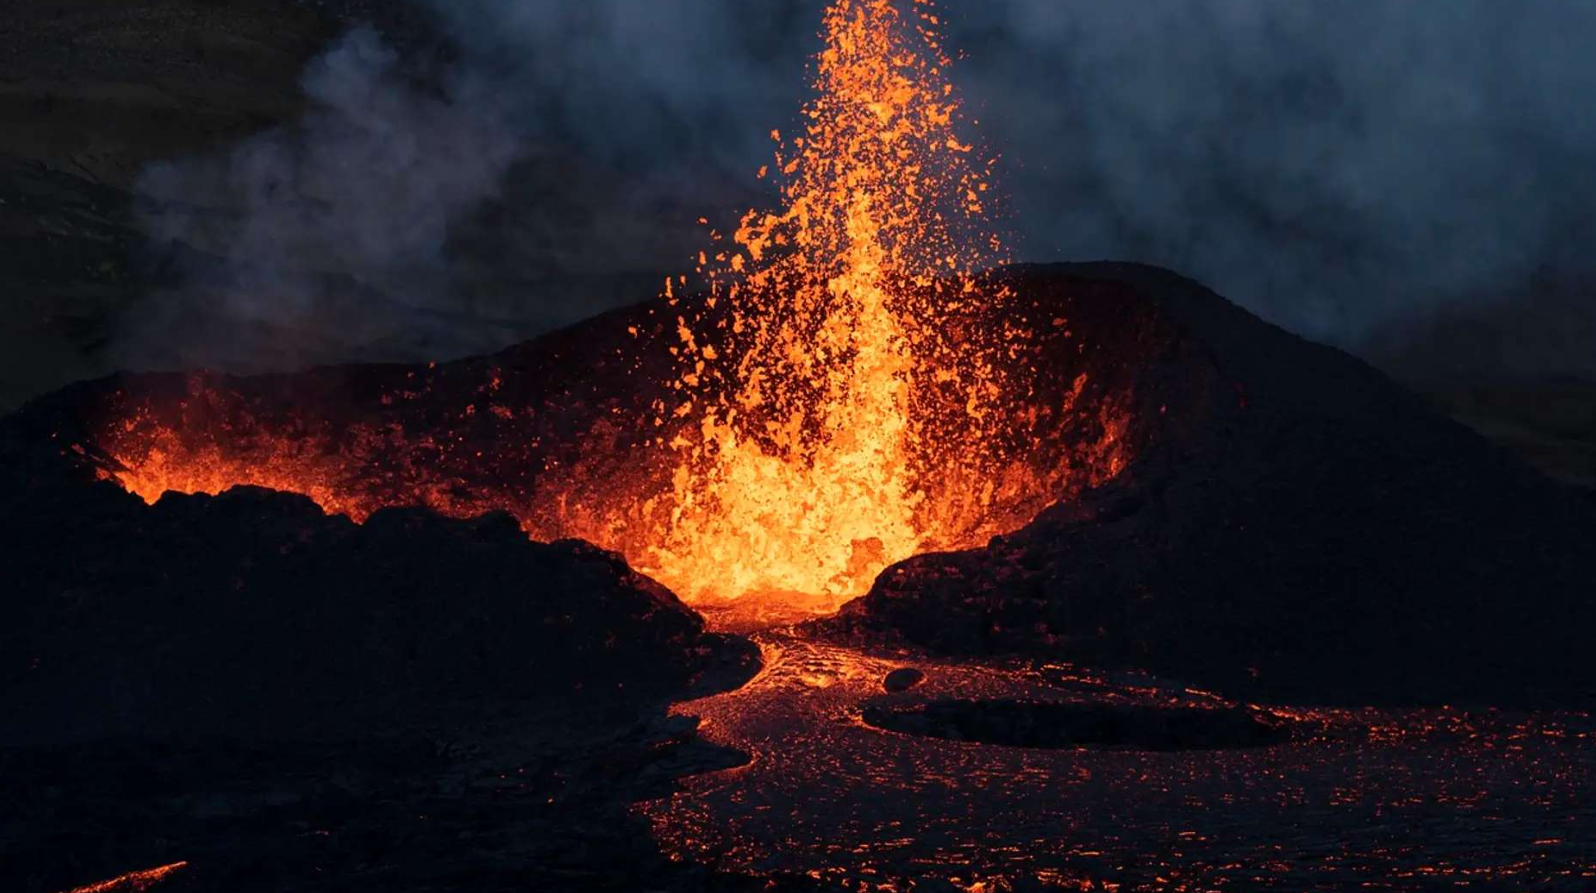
[133,1,1596,376]
[953,1,1596,361]
[130,26,521,370]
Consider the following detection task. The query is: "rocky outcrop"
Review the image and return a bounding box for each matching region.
[0,465,755,744]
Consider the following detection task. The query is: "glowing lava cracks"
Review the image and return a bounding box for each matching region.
[95,0,1132,619]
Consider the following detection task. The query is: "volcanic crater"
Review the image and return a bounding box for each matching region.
[6,262,1594,712]
[27,266,1156,616]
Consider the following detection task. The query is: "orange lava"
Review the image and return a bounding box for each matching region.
[94,0,1132,617]
[59,862,188,893]
[639,631,1596,889]
[642,0,1027,607]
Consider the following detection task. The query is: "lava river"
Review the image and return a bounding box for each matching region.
[638,629,1596,891]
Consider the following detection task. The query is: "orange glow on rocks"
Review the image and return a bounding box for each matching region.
[93,0,1135,619]
[60,862,189,893]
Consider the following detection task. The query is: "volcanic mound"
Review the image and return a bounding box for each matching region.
[0,457,754,744]
[829,263,1596,707]
[3,262,1593,722]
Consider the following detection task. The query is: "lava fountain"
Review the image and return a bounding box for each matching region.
[89,0,1135,620]
[646,0,1030,605]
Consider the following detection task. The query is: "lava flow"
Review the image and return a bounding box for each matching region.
[59,862,189,893]
[640,631,1596,890]
[90,0,1133,617]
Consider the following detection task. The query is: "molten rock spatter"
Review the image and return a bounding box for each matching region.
[57,862,188,893]
[646,0,1036,608]
[80,278,1133,624]
[75,1,1135,620]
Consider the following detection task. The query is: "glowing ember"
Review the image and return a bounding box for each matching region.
[59,862,189,893]
[91,0,1134,617]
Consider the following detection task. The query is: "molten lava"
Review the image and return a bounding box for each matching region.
[642,0,1024,605]
[92,0,1134,618]
[59,862,189,893]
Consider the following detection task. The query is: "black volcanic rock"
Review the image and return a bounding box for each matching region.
[0,397,781,892]
[829,263,1596,708]
[882,667,925,693]
[0,465,754,744]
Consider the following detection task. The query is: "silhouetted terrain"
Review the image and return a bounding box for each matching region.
[1370,279,1596,488]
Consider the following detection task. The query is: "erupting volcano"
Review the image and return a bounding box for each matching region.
[643,0,1118,606]
[89,0,1131,618]
[7,1,1596,890]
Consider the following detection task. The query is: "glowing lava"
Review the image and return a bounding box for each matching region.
[635,0,1022,606]
[92,0,1133,618]
[59,862,189,893]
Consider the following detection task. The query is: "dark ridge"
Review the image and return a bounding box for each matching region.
[0,469,757,744]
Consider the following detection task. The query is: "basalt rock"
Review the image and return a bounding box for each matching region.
[882,667,925,693]
[0,466,756,744]
[6,260,1594,718]
[829,263,1596,708]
